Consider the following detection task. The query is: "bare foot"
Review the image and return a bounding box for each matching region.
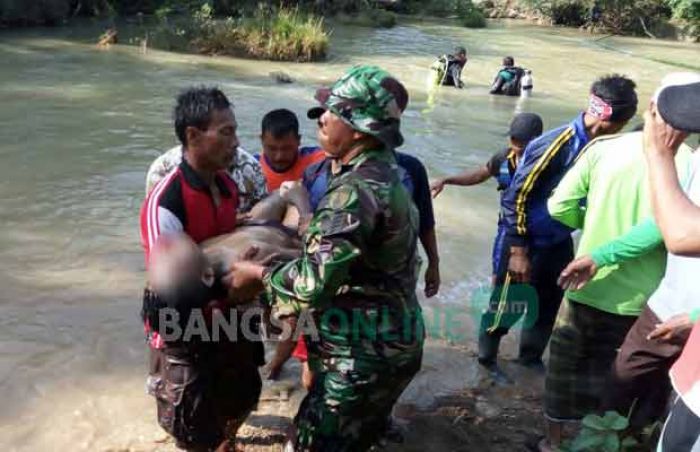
[537,438,556,452]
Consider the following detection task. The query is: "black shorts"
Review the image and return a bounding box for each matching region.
[150,341,262,450]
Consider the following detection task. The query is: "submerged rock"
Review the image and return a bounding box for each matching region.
[270,71,294,84]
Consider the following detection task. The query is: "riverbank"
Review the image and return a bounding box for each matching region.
[79,336,544,452]
[0,19,698,451]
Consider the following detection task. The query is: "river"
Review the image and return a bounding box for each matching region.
[0,18,697,451]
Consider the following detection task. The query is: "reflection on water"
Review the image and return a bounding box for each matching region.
[0,18,696,450]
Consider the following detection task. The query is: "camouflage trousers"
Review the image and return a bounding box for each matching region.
[287,349,422,452]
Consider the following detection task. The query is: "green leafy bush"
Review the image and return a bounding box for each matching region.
[550,0,588,26]
[457,0,487,27]
[157,3,329,61]
[560,411,639,452]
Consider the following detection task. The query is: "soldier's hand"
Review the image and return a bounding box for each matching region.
[508,247,530,283]
[558,255,597,290]
[430,179,446,198]
[424,261,440,298]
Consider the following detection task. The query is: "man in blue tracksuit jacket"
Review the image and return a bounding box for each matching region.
[478,74,639,371]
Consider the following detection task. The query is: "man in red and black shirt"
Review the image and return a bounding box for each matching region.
[140,87,262,451]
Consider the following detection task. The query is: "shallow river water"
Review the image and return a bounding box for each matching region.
[0,18,697,450]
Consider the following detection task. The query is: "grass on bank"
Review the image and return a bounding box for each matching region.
[154,4,329,62]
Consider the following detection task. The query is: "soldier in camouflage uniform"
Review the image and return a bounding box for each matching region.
[228,65,425,451]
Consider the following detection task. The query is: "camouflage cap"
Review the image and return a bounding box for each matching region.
[307,65,408,149]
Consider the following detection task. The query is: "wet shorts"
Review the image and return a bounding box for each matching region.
[150,341,262,450]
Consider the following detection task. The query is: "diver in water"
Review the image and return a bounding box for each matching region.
[429,46,468,89]
[490,56,526,96]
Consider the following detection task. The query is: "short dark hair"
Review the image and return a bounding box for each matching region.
[261,109,300,138]
[503,56,514,66]
[591,74,638,123]
[174,86,231,146]
[454,46,467,56]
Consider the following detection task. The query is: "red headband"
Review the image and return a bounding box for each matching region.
[587,94,613,121]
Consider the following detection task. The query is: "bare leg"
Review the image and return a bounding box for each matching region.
[267,335,296,380]
[538,420,562,452]
[301,361,313,390]
[265,316,298,380]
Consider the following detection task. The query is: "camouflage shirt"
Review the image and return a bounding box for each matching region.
[145,145,267,213]
[264,148,424,368]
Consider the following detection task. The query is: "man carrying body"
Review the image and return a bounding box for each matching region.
[488,75,638,372]
[254,108,325,381]
[146,124,267,214]
[228,65,424,451]
[270,109,442,386]
[140,87,262,451]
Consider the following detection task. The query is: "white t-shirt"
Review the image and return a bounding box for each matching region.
[647,151,700,321]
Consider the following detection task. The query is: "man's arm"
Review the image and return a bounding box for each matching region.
[558,217,665,290]
[644,107,699,255]
[547,148,592,230]
[409,157,441,297]
[431,150,505,198]
[590,217,664,266]
[419,227,440,298]
[490,71,507,94]
[443,166,491,186]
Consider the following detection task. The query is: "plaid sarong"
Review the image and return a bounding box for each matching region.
[545,298,637,421]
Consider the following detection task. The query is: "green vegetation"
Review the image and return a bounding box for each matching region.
[519,0,699,39]
[560,411,639,452]
[335,9,398,28]
[153,4,328,61]
[457,0,487,27]
[2,0,696,43]
[403,0,487,28]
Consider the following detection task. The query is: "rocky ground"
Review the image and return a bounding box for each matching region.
[116,337,545,452]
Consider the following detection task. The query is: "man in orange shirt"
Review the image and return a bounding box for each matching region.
[257,108,325,191]
[256,108,325,380]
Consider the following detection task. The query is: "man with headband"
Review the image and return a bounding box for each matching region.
[480,75,638,376]
[538,74,696,450]
[226,65,424,451]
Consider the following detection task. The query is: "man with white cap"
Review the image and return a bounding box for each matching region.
[641,73,700,452]
[536,74,697,451]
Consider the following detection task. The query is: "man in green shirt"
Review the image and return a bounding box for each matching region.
[542,127,690,449]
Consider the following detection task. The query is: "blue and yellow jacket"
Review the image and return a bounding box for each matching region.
[501,113,590,248]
